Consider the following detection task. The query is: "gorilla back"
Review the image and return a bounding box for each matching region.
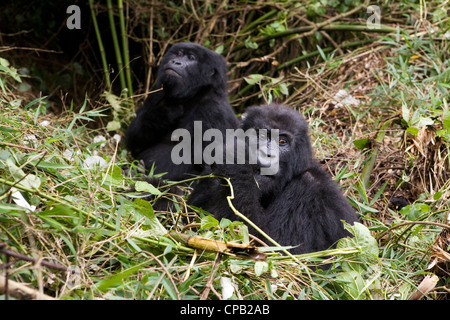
[126,42,239,180]
[189,104,359,255]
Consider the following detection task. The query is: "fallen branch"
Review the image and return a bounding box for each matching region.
[169,232,267,261]
[408,274,439,300]
[0,275,55,300]
[0,244,67,272]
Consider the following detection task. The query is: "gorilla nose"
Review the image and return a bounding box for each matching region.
[170,59,184,67]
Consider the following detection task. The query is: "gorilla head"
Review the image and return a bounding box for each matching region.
[157,42,228,100]
[241,104,314,194]
[125,42,238,181]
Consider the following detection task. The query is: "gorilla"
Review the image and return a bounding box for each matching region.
[188,104,359,255]
[126,42,239,181]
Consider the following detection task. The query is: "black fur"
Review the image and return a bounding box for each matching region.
[189,104,359,254]
[126,42,239,180]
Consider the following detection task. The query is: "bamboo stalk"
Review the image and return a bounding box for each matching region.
[240,9,278,35]
[118,0,133,97]
[107,0,127,93]
[88,0,111,90]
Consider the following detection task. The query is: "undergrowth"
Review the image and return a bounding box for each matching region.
[0,1,449,300]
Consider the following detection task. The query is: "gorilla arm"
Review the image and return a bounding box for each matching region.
[189,163,267,233]
[264,166,358,254]
[125,88,184,158]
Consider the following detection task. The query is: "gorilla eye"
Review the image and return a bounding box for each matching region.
[188,54,196,61]
[279,137,288,145]
[177,49,184,57]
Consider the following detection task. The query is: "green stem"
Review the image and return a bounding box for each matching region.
[220,176,302,264]
[240,9,278,35]
[88,0,111,90]
[118,0,133,97]
[107,0,127,93]
[360,118,395,189]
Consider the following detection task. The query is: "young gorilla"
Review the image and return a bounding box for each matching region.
[188,104,358,254]
[126,42,239,181]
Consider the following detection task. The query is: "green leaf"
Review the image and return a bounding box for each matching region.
[278,83,289,96]
[244,74,264,85]
[337,270,366,299]
[24,96,47,109]
[416,116,434,128]
[443,110,450,131]
[244,36,258,49]
[353,138,371,150]
[352,222,379,256]
[135,180,161,195]
[200,215,219,230]
[102,165,123,186]
[433,191,443,201]
[219,218,232,229]
[161,278,178,300]
[130,199,167,236]
[106,120,121,131]
[402,103,410,123]
[96,260,153,292]
[215,45,224,55]
[5,158,41,190]
[254,261,269,276]
[406,127,419,136]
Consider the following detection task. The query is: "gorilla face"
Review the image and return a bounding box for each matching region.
[158,42,228,100]
[240,104,314,194]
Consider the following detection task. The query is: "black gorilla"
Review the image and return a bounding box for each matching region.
[189,104,358,254]
[126,42,239,180]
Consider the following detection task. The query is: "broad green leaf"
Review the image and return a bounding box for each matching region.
[353,222,379,256]
[200,215,219,230]
[96,260,153,292]
[5,158,41,190]
[135,180,161,195]
[244,74,264,85]
[254,261,269,276]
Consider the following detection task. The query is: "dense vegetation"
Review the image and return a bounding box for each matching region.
[0,0,449,300]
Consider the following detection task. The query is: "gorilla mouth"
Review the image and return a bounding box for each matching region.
[164,68,181,77]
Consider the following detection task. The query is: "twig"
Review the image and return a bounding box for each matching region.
[0,275,55,300]
[0,244,67,272]
[376,221,450,240]
[0,141,38,152]
[146,251,180,299]
[200,253,221,300]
